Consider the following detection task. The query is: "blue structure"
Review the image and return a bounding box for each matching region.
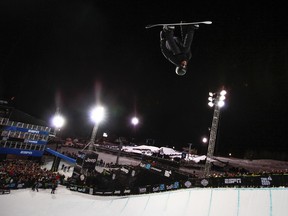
[0,117,51,158]
[45,147,76,164]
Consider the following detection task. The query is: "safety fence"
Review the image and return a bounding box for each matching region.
[67,174,288,196]
[1,181,55,191]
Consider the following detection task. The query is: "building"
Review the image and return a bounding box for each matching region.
[0,101,52,160]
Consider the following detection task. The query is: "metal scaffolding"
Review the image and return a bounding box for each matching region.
[204,90,226,177]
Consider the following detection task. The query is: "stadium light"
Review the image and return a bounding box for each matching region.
[207,90,226,108]
[51,111,65,171]
[52,114,65,130]
[131,117,139,126]
[204,89,227,177]
[51,110,65,138]
[202,137,208,143]
[90,106,105,124]
[116,116,140,165]
[86,105,106,151]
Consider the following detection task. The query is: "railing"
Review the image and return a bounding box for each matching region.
[0,117,51,132]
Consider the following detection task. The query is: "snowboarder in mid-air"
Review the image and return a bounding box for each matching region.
[160,24,199,76]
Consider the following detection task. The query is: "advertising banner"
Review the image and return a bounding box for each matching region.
[76,151,86,166]
[196,175,288,188]
[0,147,44,157]
[82,152,98,170]
[4,126,49,135]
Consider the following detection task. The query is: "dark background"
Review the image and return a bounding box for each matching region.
[1,1,288,158]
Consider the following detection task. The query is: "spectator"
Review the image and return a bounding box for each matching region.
[51,181,57,194]
[32,179,39,192]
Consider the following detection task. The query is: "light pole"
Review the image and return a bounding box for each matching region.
[85,106,105,151]
[116,116,139,165]
[204,89,227,177]
[199,136,208,155]
[131,116,139,143]
[51,111,65,171]
[52,113,65,137]
[115,137,123,165]
[187,143,192,161]
[51,111,65,150]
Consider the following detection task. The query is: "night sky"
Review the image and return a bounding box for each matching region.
[1,1,288,156]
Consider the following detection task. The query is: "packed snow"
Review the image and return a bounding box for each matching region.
[1,184,288,216]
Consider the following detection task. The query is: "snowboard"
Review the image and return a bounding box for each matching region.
[145,21,212,29]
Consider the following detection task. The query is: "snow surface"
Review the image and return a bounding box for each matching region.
[1,185,288,216]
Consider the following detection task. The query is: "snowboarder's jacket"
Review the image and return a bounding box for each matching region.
[160,26,195,67]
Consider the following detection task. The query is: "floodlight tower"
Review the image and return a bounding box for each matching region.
[52,112,65,137]
[86,106,105,151]
[204,89,227,177]
[130,116,139,143]
[116,116,140,165]
[51,108,65,150]
[51,110,65,171]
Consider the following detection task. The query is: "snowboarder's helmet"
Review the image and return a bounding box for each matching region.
[175,66,187,76]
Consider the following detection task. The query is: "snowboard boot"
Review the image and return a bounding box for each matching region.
[193,24,199,29]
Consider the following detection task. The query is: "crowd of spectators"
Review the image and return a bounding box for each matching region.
[206,167,288,178]
[0,159,65,191]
